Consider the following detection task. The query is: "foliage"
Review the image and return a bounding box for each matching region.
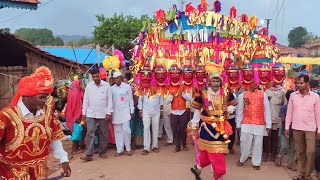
[66,37,93,46]
[93,13,152,59]
[1,27,10,33]
[288,26,311,48]
[15,28,64,46]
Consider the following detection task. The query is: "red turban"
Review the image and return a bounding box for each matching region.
[10,66,54,106]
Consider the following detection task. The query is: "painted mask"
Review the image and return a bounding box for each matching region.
[140,65,152,88]
[226,63,239,85]
[194,64,206,85]
[258,63,271,85]
[154,64,166,86]
[241,62,254,84]
[272,62,286,85]
[182,64,194,85]
[169,64,181,86]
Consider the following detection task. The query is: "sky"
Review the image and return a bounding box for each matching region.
[0,0,319,45]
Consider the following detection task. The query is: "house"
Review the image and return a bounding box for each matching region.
[303,39,320,57]
[0,32,86,108]
[275,43,308,57]
[0,0,39,10]
[40,45,133,79]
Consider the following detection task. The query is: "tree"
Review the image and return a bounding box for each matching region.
[15,28,64,46]
[67,38,93,46]
[93,14,151,59]
[1,28,10,33]
[288,26,310,48]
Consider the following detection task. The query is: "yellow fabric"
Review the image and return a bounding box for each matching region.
[280,57,320,65]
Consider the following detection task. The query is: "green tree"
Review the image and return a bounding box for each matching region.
[1,27,10,33]
[288,26,311,48]
[15,28,64,46]
[93,14,151,59]
[67,38,93,46]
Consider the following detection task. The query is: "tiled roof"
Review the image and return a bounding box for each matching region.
[275,43,299,55]
[0,0,39,10]
[303,39,320,48]
[0,32,86,69]
[39,46,110,65]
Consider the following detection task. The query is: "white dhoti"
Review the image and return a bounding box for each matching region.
[158,113,173,143]
[114,121,131,153]
[240,132,264,166]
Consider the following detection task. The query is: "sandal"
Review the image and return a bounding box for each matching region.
[237,160,245,167]
[72,150,83,155]
[190,165,201,180]
[114,152,125,157]
[293,176,305,180]
[141,150,149,155]
[253,166,260,170]
[173,147,181,153]
[152,148,159,153]
[126,151,133,156]
[80,155,93,162]
[183,146,189,151]
[164,142,173,146]
[99,153,108,159]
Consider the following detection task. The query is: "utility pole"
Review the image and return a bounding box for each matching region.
[180,0,185,11]
[265,18,272,35]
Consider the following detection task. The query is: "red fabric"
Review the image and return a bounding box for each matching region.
[197,151,226,180]
[108,122,116,144]
[65,80,84,131]
[10,66,54,106]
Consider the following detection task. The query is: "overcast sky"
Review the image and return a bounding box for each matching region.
[0,0,318,45]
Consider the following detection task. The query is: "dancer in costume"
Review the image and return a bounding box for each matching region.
[236,62,272,170]
[166,64,192,152]
[0,66,71,179]
[189,73,235,180]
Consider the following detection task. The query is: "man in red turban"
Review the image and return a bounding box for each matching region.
[0,66,71,179]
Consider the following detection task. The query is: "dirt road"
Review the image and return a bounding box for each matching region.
[49,140,292,180]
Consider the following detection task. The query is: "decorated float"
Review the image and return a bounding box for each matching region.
[130,0,285,97]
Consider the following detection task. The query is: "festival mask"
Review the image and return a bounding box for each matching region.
[154,64,166,85]
[241,62,254,84]
[140,65,152,88]
[226,63,239,85]
[258,63,271,85]
[182,64,194,85]
[272,62,286,85]
[194,64,206,85]
[169,64,181,85]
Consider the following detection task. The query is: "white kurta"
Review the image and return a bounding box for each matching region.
[111,82,134,124]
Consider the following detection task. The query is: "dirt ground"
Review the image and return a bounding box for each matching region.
[47,138,314,180]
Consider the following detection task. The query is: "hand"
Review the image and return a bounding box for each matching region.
[105,114,112,121]
[317,133,320,140]
[61,162,71,177]
[237,128,241,133]
[160,111,163,119]
[222,105,228,112]
[139,111,143,119]
[131,113,134,119]
[81,115,86,122]
[266,128,271,135]
[285,130,289,138]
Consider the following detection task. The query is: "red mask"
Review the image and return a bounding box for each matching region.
[259,70,271,85]
[227,71,239,84]
[155,72,166,85]
[170,71,180,85]
[272,69,285,85]
[140,71,152,88]
[195,71,206,85]
[183,71,193,84]
[242,70,254,84]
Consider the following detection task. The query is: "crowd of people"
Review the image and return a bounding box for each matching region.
[1,65,320,180]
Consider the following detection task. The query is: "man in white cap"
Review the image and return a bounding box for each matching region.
[111,72,134,156]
